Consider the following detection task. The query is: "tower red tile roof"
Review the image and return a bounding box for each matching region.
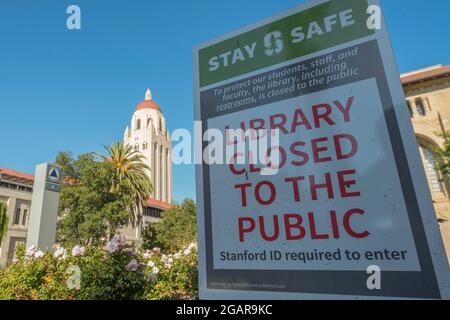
[135,100,161,112]
[135,88,161,112]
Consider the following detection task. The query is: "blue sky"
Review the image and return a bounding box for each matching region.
[0,0,449,202]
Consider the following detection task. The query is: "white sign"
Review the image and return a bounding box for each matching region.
[193,0,450,299]
[27,163,60,251]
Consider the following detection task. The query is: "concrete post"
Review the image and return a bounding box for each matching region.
[26,163,61,251]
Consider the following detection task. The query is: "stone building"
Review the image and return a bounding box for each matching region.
[0,168,34,267]
[401,64,450,260]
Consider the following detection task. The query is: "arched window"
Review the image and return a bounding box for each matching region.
[419,144,442,193]
[159,118,162,132]
[143,142,148,150]
[136,119,141,130]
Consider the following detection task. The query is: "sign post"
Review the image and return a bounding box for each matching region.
[193,0,450,299]
[26,163,61,251]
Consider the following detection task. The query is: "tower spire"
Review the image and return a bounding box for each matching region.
[145,88,152,101]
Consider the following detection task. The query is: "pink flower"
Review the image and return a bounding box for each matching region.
[152,247,161,253]
[125,259,139,272]
[105,241,119,253]
[105,234,124,253]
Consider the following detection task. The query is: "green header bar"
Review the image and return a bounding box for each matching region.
[198,0,372,87]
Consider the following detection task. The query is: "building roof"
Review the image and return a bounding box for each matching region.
[135,88,161,112]
[135,100,161,112]
[401,65,450,85]
[0,168,34,182]
[147,198,172,210]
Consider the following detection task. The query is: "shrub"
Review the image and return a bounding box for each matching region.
[0,201,8,242]
[0,237,198,300]
[143,243,198,300]
[142,199,197,252]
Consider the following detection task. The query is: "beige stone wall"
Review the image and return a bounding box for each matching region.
[403,75,450,262]
[0,188,32,267]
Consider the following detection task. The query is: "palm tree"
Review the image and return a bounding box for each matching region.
[96,141,153,235]
[0,202,8,244]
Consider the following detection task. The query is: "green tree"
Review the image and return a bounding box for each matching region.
[143,199,197,252]
[55,151,78,178]
[96,141,153,232]
[141,222,161,250]
[56,152,131,245]
[0,202,8,243]
[435,132,450,178]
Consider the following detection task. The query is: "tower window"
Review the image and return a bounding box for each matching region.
[159,118,162,132]
[143,142,148,150]
[416,99,425,116]
[136,119,141,130]
[135,144,139,151]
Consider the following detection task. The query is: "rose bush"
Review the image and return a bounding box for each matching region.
[0,236,198,300]
[143,242,198,300]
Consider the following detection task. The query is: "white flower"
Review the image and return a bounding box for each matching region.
[54,247,67,260]
[183,248,191,256]
[25,245,37,257]
[125,259,139,272]
[147,261,155,268]
[188,242,197,250]
[152,247,161,253]
[34,250,45,259]
[72,245,85,257]
[160,254,175,268]
[162,256,174,268]
[152,266,160,274]
[143,251,153,260]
